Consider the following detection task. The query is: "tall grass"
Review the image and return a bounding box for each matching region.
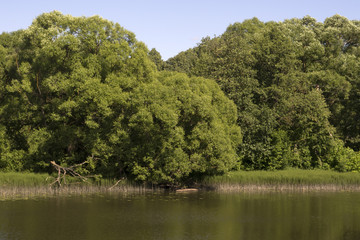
[202,169,360,191]
[2,169,360,199]
[0,172,128,187]
[0,172,158,200]
[0,172,51,187]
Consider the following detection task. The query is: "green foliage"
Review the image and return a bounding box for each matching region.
[204,169,360,186]
[328,140,360,172]
[2,11,360,185]
[108,71,241,184]
[0,171,50,187]
[0,12,241,185]
[0,125,26,171]
[148,48,165,71]
[166,15,360,172]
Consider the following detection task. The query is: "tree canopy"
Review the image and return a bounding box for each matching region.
[1,12,360,186]
[0,11,241,185]
[164,15,360,171]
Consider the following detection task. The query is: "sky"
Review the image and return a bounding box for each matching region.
[1,0,359,60]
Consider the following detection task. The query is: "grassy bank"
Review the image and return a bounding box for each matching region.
[1,169,360,199]
[0,172,152,200]
[0,171,131,188]
[0,172,51,187]
[202,169,360,191]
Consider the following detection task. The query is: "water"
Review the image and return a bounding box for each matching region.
[1,191,360,240]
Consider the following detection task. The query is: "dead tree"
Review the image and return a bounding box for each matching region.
[50,160,89,187]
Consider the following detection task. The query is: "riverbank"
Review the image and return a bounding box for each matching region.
[202,169,360,192]
[1,169,360,199]
[0,172,152,200]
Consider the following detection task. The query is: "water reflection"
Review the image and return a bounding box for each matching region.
[0,192,360,240]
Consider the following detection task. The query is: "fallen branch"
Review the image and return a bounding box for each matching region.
[50,160,89,187]
[108,178,125,190]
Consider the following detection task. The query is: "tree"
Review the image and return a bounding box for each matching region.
[111,72,241,184]
[0,11,241,185]
[148,48,164,71]
[165,15,360,171]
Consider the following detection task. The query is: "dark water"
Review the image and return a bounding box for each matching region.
[1,191,360,240]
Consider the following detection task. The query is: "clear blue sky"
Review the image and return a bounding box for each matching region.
[1,0,359,60]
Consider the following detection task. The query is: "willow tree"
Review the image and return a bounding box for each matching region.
[0,11,241,185]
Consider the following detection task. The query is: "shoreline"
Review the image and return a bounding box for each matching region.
[1,169,360,199]
[203,183,360,192]
[1,182,360,200]
[0,184,156,200]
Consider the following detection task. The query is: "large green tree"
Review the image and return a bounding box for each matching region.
[166,15,360,171]
[0,11,241,185]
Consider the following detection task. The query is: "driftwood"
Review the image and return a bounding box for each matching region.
[175,188,199,193]
[108,177,125,190]
[50,160,89,187]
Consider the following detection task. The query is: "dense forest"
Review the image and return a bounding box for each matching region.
[0,12,359,185]
[160,15,360,172]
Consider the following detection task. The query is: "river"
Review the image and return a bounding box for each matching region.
[0,191,360,240]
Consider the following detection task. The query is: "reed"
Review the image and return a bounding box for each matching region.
[2,169,360,200]
[201,169,360,192]
[0,184,157,200]
[0,172,160,200]
[0,172,51,187]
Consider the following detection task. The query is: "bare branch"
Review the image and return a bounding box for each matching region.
[50,160,91,187]
[108,178,125,190]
